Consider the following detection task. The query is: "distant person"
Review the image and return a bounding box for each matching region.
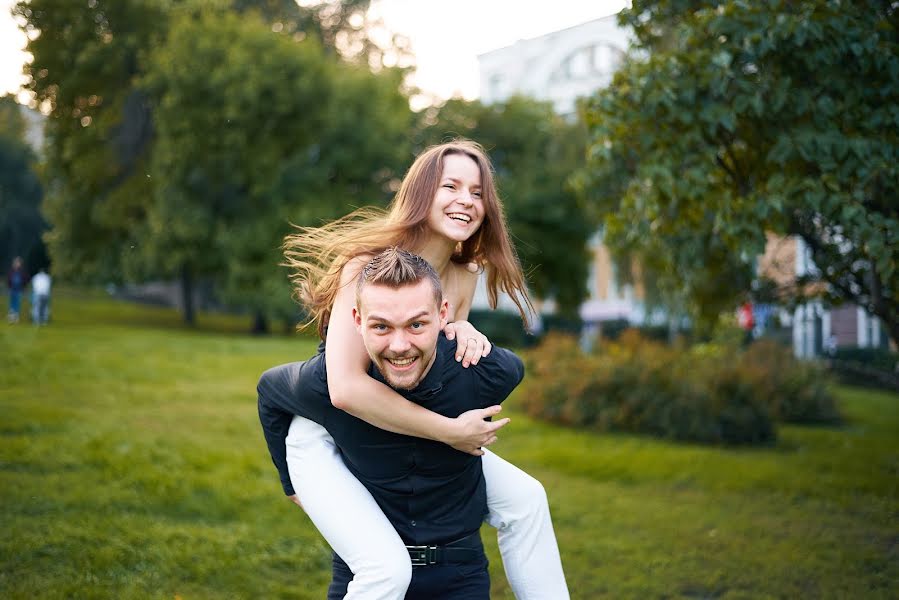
[30,268,51,326]
[7,257,29,324]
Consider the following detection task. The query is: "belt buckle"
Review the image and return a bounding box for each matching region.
[407,545,437,567]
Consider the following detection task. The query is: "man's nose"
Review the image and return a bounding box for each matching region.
[389,332,412,353]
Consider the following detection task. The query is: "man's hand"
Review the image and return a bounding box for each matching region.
[446,405,510,456]
[444,320,492,368]
[287,494,303,509]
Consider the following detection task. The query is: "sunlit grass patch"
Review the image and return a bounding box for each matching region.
[1,290,897,598]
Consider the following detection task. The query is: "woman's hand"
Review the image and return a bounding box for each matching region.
[444,405,510,456]
[444,319,492,368]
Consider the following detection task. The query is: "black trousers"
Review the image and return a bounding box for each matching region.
[327,537,490,600]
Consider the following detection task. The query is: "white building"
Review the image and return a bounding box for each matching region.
[478,15,630,117]
[474,15,642,325]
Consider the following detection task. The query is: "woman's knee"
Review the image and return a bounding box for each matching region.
[353,543,412,595]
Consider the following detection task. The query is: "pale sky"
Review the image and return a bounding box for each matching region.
[0,0,629,106]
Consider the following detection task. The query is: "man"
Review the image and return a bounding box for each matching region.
[6,256,28,324]
[258,249,527,599]
[30,268,51,325]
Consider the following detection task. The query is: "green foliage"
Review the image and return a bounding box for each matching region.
[581,0,899,344]
[828,347,899,392]
[468,308,531,348]
[1,292,897,598]
[16,0,413,327]
[419,96,597,316]
[523,331,840,445]
[0,95,47,273]
[15,0,169,282]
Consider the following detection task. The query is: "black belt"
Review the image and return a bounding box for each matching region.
[406,532,483,567]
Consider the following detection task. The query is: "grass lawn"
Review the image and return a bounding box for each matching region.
[1,290,897,599]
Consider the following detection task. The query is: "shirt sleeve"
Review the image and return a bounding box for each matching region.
[472,346,525,408]
[257,359,328,496]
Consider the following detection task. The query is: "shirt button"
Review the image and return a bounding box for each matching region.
[411,521,416,527]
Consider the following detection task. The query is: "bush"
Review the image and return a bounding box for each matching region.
[468,309,530,348]
[827,347,899,392]
[521,332,842,446]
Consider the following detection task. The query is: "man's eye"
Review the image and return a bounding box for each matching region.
[410,322,423,330]
[372,324,387,331]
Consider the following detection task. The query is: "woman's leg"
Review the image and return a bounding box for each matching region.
[481,449,569,599]
[286,415,411,600]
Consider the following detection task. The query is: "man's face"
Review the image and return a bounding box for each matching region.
[354,279,448,390]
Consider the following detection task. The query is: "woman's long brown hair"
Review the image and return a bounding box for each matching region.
[283,139,533,338]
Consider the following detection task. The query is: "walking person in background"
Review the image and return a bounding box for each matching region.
[7,256,29,324]
[263,140,569,599]
[30,267,51,326]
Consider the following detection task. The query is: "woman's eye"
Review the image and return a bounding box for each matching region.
[472,191,482,198]
[443,183,455,189]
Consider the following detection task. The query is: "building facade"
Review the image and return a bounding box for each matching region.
[475,15,642,324]
[757,234,890,357]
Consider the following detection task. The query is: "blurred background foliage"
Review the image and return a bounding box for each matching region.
[579,0,899,346]
[9,0,597,331]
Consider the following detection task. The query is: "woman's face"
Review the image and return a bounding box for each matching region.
[427,153,485,244]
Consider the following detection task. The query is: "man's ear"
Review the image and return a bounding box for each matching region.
[353,306,363,334]
[438,299,449,329]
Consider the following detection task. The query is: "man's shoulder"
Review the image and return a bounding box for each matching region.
[257,352,328,400]
[435,334,522,379]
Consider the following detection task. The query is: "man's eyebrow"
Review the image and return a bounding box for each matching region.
[366,310,431,324]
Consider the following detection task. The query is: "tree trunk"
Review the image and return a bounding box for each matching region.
[252,310,269,335]
[882,316,899,352]
[180,263,195,326]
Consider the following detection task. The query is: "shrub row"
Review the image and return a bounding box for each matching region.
[520,332,840,446]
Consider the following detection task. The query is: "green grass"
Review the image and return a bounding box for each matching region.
[1,291,897,599]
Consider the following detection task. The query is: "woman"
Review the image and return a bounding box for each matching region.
[282,140,568,599]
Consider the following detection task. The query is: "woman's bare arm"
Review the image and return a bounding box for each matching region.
[325,257,508,455]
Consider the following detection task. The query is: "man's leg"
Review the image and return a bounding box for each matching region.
[482,449,569,599]
[37,295,48,325]
[287,416,411,599]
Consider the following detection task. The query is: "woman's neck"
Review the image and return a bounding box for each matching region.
[415,237,457,279]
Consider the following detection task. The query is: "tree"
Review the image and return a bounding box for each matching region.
[419,96,597,316]
[17,0,411,328]
[0,95,47,274]
[144,8,413,329]
[15,0,168,283]
[582,0,899,345]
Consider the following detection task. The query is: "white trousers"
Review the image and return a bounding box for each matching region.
[286,415,569,600]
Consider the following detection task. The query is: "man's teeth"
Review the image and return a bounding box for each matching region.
[389,357,415,366]
[448,213,471,223]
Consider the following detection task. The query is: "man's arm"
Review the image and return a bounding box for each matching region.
[257,360,327,496]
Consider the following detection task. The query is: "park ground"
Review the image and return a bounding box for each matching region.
[1,289,897,599]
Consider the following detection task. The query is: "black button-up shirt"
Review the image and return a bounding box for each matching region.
[257,333,524,546]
